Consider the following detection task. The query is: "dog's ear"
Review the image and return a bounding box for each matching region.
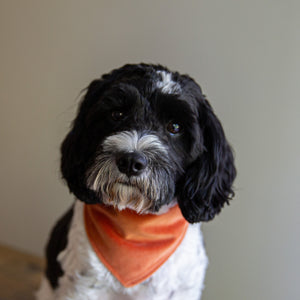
[60,80,104,203]
[177,98,236,223]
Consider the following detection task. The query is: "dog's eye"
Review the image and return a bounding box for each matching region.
[166,121,183,135]
[111,111,125,121]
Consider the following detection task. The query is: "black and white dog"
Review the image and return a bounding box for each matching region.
[37,63,236,300]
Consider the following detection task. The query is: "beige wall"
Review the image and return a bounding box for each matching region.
[1,1,299,299]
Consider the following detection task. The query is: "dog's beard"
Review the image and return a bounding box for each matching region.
[86,131,176,214]
[86,155,174,213]
[103,182,151,213]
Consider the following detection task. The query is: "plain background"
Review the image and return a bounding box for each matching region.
[1,1,299,299]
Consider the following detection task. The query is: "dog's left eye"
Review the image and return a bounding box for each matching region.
[166,121,183,135]
[111,111,125,121]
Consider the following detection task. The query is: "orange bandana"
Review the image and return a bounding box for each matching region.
[84,203,188,287]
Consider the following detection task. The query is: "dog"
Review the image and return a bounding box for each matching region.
[36,63,236,300]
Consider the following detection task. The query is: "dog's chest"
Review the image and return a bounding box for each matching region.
[43,201,208,300]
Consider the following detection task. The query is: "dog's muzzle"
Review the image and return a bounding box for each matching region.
[86,131,176,213]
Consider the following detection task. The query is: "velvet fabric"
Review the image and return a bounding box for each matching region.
[84,203,188,287]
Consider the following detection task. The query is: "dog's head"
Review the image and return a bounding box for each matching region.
[61,64,236,223]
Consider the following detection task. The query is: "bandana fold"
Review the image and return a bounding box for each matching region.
[84,203,188,287]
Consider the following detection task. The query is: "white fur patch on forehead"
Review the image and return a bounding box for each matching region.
[156,70,182,94]
[102,130,168,154]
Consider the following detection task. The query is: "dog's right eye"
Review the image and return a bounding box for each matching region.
[111,111,125,121]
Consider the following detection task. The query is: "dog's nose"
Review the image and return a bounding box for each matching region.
[116,152,147,176]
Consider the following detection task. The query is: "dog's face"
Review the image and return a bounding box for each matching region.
[61,64,236,223]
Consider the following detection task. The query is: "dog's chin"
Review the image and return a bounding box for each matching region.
[102,183,154,214]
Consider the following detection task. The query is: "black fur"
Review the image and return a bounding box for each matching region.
[177,100,236,222]
[45,206,74,288]
[60,63,236,223]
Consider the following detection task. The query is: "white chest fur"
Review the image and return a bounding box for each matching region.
[37,201,208,300]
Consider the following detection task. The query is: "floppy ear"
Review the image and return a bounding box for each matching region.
[177,99,236,223]
[60,80,104,203]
